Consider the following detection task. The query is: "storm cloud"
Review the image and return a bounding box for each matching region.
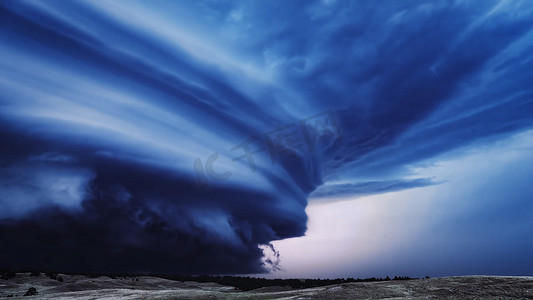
[1,0,532,275]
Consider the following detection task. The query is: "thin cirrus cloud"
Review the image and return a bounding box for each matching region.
[0,0,532,275]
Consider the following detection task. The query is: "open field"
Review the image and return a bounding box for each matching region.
[1,273,532,299]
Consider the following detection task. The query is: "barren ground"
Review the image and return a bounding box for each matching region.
[1,273,532,299]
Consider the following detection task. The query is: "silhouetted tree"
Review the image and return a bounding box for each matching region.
[24,287,37,296]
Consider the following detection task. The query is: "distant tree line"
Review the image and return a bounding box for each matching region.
[156,274,417,291]
[0,268,417,292]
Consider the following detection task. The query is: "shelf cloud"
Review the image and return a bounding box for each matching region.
[1,0,532,274]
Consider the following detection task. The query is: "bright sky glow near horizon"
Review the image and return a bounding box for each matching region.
[1,0,533,278]
[267,130,533,279]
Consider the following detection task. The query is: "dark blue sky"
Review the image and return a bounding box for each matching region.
[0,0,532,277]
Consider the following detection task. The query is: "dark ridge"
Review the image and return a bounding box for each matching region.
[0,268,416,291]
[156,274,416,291]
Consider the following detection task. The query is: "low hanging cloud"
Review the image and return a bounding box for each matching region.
[0,0,533,275]
[0,159,95,219]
